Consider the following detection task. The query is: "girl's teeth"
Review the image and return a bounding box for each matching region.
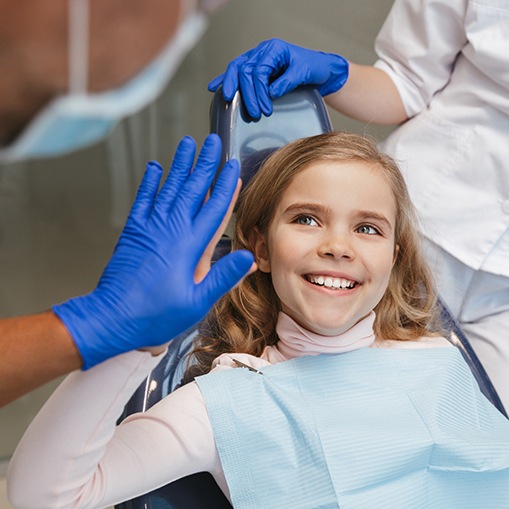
[308,275,355,289]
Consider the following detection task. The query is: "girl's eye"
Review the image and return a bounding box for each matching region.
[295,215,318,227]
[356,224,380,235]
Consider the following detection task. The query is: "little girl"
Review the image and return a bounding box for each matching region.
[8,132,509,509]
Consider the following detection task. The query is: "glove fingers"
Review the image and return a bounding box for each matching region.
[252,68,274,117]
[193,159,240,252]
[155,136,197,212]
[265,41,308,98]
[232,43,273,119]
[172,134,222,222]
[237,67,263,120]
[269,73,301,99]
[196,250,255,307]
[208,72,225,92]
[246,39,294,117]
[221,55,249,101]
[128,161,164,223]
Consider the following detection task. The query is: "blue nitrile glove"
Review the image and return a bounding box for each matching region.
[52,134,254,369]
[208,38,349,120]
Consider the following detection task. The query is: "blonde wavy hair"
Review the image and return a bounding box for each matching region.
[187,131,440,378]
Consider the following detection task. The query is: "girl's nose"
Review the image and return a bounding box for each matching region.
[318,233,355,259]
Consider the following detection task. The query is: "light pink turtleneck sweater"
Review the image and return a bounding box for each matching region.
[7,313,449,509]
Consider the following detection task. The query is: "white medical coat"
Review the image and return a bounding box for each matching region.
[374,0,509,277]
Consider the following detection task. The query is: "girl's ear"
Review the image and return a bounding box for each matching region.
[250,227,271,273]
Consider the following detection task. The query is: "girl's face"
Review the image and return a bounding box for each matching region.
[254,160,398,336]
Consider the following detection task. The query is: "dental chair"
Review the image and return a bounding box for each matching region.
[115,87,506,509]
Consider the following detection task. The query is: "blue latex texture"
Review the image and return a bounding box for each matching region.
[52,134,254,369]
[209,38,349,120]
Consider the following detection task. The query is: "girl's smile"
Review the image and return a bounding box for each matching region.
[305,273,358,290]
[254,159,398,336]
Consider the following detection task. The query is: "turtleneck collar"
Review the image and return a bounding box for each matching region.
[262,311,376,363]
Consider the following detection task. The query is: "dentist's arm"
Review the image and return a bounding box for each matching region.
[325,62,407,125]
[0,312,81,407]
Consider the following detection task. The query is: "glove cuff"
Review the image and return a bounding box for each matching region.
[317,54,349,96]
[52,294,124,370]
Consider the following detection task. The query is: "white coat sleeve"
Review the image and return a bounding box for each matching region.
[7,350,219,509]
[374,0,468,117]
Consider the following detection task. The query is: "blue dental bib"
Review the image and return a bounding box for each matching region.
[196,348,509,509]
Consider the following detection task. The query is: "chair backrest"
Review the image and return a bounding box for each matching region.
[209,85,333,185]
[116,86,505,509]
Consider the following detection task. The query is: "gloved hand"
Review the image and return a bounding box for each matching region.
[208,38,349,120]
[52,134,255,369]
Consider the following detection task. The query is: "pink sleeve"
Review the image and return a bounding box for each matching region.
[7,351,220,509]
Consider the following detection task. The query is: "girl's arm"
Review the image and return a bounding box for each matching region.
[7,351,218,509]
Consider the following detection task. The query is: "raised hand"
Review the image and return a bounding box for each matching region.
[52,134,255,369]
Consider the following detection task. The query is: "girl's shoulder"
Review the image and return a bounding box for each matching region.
[372,335,452,350]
